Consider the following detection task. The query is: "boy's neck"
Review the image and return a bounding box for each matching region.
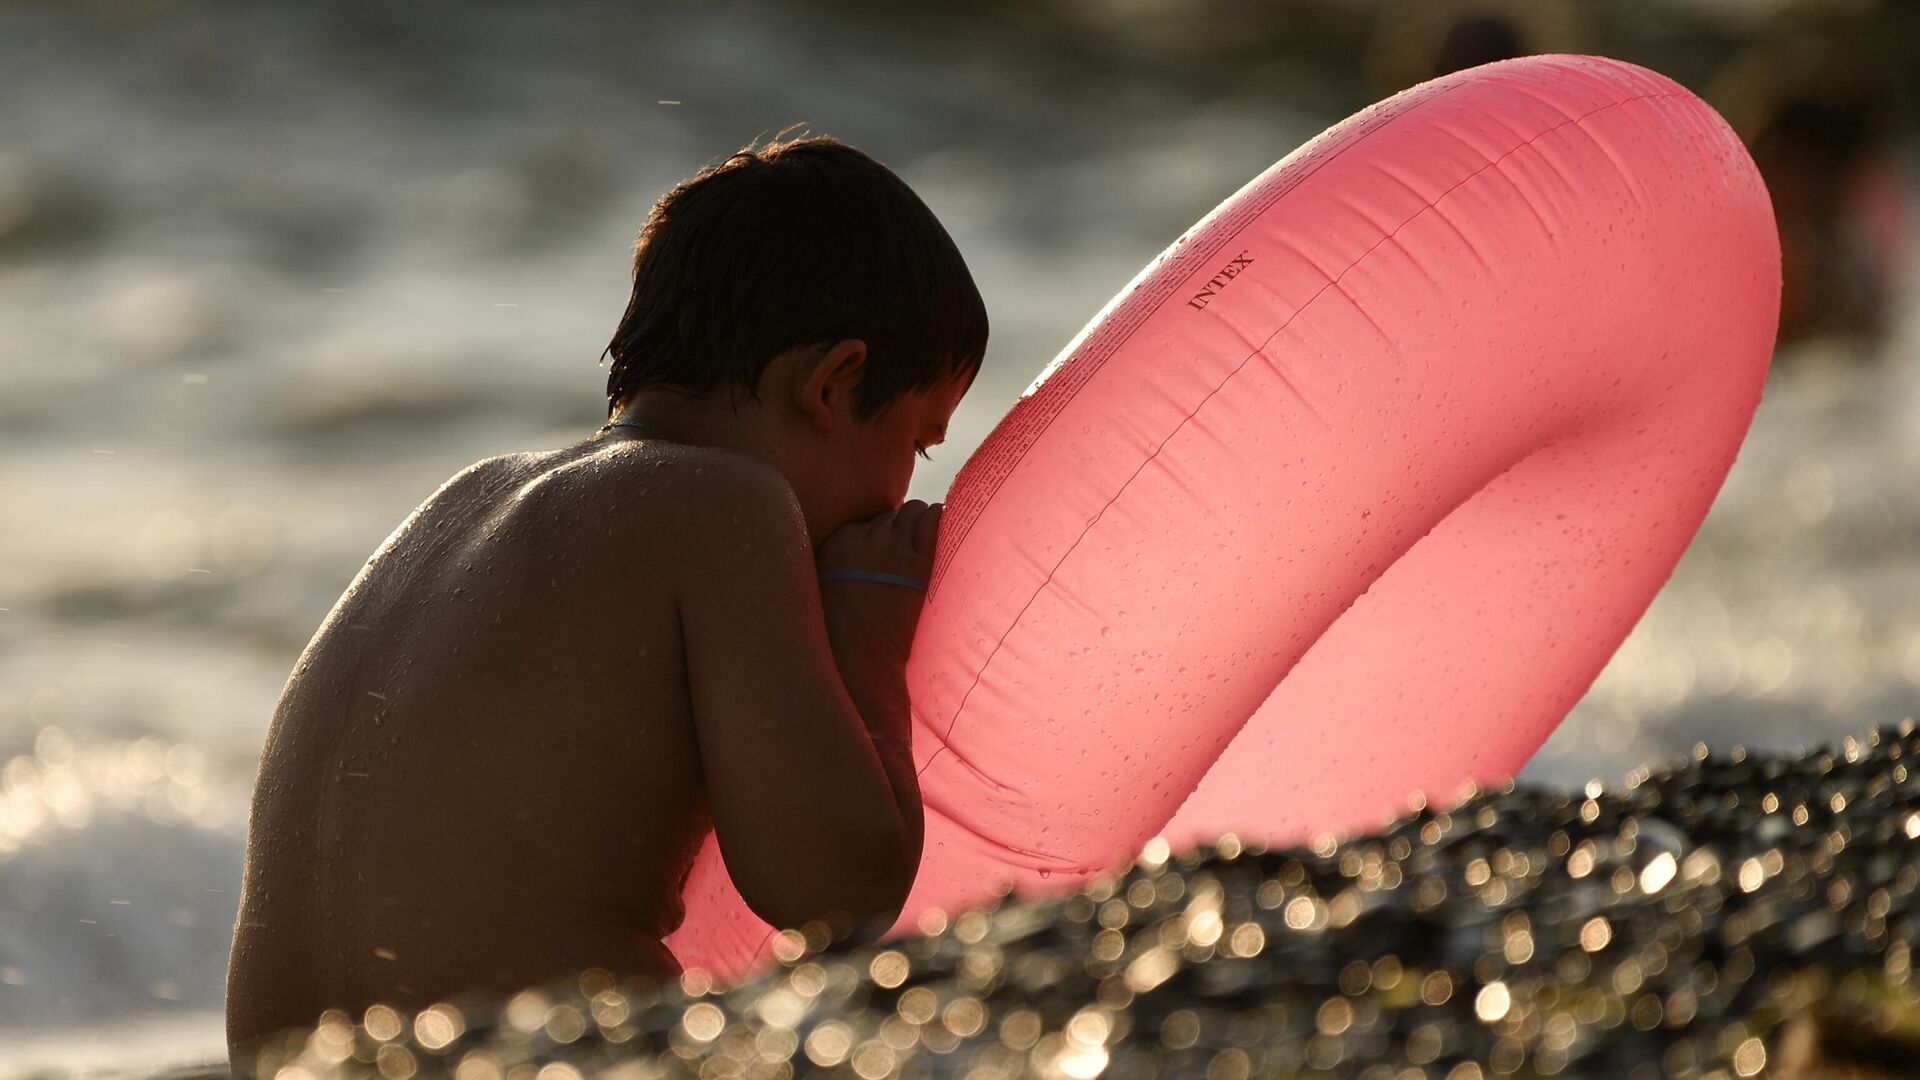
[599,392,783,463]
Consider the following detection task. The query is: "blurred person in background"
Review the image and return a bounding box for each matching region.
[1367,0,1585,92]
[1713,28,1913,361]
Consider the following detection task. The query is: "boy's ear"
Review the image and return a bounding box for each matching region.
[793,339,867,436]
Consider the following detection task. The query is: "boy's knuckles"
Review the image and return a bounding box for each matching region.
[913,513,939,550]
[818,500,946,577]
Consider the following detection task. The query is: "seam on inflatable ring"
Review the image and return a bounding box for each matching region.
[920,800,1089,875]
[921,88,1693,783]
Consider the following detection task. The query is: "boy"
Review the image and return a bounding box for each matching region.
[225,134,986,1068]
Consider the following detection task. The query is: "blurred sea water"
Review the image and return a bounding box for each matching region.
[1,0,1916,1072]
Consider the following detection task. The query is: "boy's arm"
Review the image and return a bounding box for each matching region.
[670,451,923,937]
[817,583,925,892]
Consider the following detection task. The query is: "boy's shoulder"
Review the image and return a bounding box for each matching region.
[471,438,784,505]
[479,438,804,568]
[556,438,794,512]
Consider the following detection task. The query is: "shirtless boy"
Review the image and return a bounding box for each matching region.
[226,135,986,1069]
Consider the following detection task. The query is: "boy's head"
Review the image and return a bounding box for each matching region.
[602,134,987,537]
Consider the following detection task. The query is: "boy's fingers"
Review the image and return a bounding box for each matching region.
[913,504,941,552]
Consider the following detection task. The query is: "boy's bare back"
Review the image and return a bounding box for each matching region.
[228,437,716,1048]
[228,425,937,1056]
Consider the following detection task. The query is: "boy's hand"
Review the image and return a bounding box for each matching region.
[816,501,941,666]
[817,499,941,580]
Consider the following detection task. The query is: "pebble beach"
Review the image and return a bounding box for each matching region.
[231,721,1920,1080]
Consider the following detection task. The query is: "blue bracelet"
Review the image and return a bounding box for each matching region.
[817,570,929,592]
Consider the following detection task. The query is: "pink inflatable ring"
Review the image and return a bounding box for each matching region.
[671,54,1780,980]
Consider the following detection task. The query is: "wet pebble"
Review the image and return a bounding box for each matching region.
[239,719,1920,1080]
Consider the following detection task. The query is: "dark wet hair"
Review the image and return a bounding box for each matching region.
[601,133,988,423]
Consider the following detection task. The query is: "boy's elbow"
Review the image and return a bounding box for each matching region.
[748,822,920,942]
[846,833,920,939]
[820,821,920,938]
[750,876,908,945]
